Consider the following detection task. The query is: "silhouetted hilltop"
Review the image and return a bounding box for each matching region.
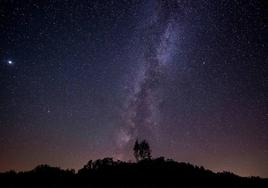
[1,157,267,188]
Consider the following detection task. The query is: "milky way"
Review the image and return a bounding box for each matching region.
[116,0,182,159]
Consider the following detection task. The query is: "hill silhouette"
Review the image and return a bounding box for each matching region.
[1,157,268,188]
[1,140,267,187]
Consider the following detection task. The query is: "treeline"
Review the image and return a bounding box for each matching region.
[0,157,267,188]
[1,140,267,187]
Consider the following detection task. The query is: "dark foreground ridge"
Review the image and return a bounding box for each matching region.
[1,157,267,188]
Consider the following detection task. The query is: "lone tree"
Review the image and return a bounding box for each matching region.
[133,139,151,161]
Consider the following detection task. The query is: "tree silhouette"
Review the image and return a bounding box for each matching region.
[134,140,140,161]
[133,139,151,161]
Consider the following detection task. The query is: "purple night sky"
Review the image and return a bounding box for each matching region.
[0,0,267,177]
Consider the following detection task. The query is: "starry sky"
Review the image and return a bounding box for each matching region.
[0,0,267,177]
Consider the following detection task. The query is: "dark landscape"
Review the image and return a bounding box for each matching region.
[1,140,268,188]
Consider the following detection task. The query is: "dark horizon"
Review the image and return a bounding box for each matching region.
[1,156,268,179]
[0,0,267,178]
[1,156,267,188]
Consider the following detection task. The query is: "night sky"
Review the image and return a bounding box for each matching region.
[0,0,267,177]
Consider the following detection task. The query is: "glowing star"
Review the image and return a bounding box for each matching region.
[8,60,13,65]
